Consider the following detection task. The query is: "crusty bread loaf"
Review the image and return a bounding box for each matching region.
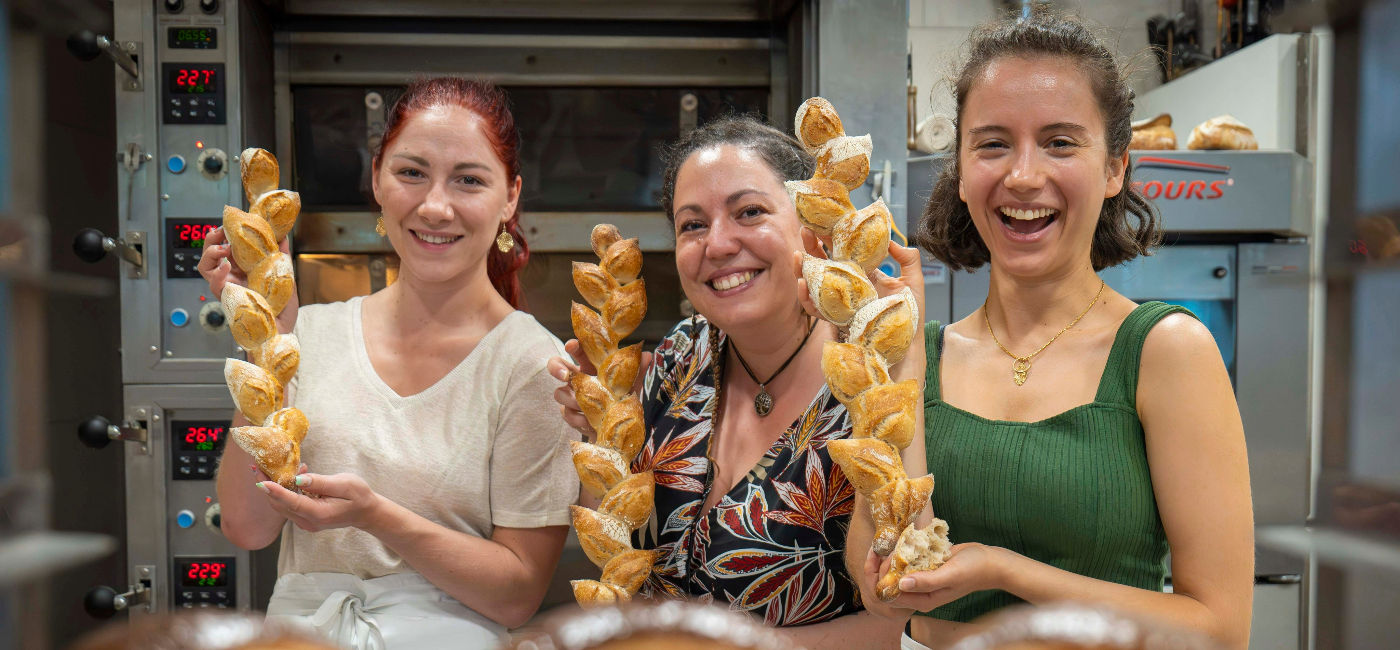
[868,475,935,556]
[252,335,300,387]
[222,206,277,273]
[568,224,656,606]
[240,148,280,204]
[820,342,890,405]
[802,256,877,327]
[849,379,919,449]
[785,179,855,237]
[1130,113,1176,150]
[222,283,278,350]
[875,519,951,602]
[1187,115,1258,150]
[832,199,893,273]
[848,287,919,365]
[813,134,873,191]
[251,189,301,242]
[794,97,845,153]
[225,359,283,424]
[249,252,295,315]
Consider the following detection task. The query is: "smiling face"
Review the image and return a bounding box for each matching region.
[958,55,1127,279]
[671,144,806,332]
[371,103,521,286]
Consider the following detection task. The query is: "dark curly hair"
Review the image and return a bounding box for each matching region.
[913,10,1162,271]
[659,115,815,221]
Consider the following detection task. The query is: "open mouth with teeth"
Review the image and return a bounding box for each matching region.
[998,207,1059,235]
[410,229,464,246]
[708,269,760,292]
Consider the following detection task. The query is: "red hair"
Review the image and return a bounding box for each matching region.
[373,77,529,308]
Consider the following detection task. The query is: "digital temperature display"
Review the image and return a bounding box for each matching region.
[169,67,218,94]
[168,27,217,49]
[172,420,228,453]
[179,561,229,588]
[168,219,219,250]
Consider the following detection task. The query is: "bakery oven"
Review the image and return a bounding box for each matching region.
[74,0,912,620]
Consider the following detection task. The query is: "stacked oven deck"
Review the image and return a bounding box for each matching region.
[105,0,275,616]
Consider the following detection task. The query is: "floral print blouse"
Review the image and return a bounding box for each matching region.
[633,316,862,626]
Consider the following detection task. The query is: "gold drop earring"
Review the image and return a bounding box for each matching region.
[495,227,515,253]
[375,215,387,237]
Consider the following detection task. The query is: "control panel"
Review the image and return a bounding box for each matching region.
[173,556,236,609]
[170,419,227,480]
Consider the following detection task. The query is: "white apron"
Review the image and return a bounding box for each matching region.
[265,572,507,650]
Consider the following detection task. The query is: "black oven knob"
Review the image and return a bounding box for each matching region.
[164,0,184,13]
[72,228,108,263]
[202,155,224,175]
[77,416,116,449]
[200,0,219,14]
[84,586,120,618]
[204,308,225,328]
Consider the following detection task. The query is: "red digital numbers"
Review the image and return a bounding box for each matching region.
[185,562,225,582]
[173,68,214,92]
[183,426,223,446]
[176,224,214,243]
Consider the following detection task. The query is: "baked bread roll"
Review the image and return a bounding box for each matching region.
[252,335,300,387]
[222,206,278,273]
[1130,113,1176,150]
[868,475,935,555]
[568,224,655,606]
[221,283,278,351]
[572,302,618,370]
[572,441,629,499]
[832,199,892,273]
[598,397,645,462]
[827,437,904,496]
[794,96,845,153]
[600,344,643,400]
[875,519,951,602]
[604,280,648,342]
[802,255,878,327]
[848,287,919,365]
[573,262,618,311]
[232,424,300,489]
[225,359,284,428]
[813,134,873,191]
[249,252,295,315]
[848,379,919,449]
[599,472,656,531]
[251,189,301,242]
[785,179,855,237]
[602,238,643,285]
[820,342,890,405]
[263,407,309,444]
[571,505,633,568]
[571,579,631,606]
[240,148,280,204]
[1187,115,1259,150]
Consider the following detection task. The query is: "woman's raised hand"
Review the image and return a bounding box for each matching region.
[196,227,298,334]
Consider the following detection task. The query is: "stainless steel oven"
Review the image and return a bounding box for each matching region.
[79,0,912,621]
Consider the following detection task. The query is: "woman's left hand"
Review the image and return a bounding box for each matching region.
[866,543,1012,612]
[256,471,385,534]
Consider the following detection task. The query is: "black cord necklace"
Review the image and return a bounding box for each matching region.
[729,316,818,417]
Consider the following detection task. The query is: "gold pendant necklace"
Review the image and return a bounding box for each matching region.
[730,317,817,416]
[983,280,1105,386]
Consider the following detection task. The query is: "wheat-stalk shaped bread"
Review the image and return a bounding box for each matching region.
[567,224,657,608]
[790,98,953,602]
[222,148,307,490]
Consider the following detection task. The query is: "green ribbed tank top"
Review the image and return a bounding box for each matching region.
[916,301,1192,623]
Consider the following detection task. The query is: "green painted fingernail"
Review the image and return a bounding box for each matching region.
[294,475,308,487]
[254,482,269,493]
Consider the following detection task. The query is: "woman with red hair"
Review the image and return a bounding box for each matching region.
[197,77,577,648]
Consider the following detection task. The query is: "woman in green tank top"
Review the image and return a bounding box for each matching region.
[843,11,1255,650]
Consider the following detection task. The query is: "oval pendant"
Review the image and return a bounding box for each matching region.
[1012,358,1031,386]
[754,389,774,416]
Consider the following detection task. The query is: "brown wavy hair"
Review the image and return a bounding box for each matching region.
[374,77,529,307]
[912,10,1162,272]
[659,115,815,221]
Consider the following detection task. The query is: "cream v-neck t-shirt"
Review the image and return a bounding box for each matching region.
[275,296,578,579]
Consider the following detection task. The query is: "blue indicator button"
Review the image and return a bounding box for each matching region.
[176,510,196,529]
[170,308,190,327]
[167,155,187,174]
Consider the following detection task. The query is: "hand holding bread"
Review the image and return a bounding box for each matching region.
[790,98,953,602]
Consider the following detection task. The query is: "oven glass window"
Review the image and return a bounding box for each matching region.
[291,86,768,212]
